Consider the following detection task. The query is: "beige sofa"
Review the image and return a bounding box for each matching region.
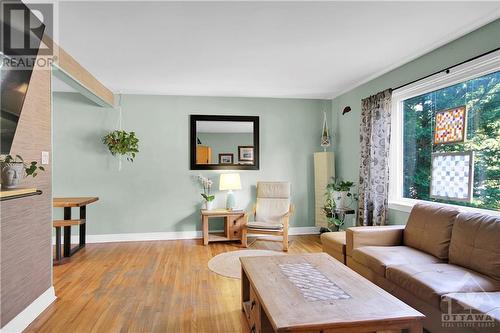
[324,203,500,333]
[320,231,346,264]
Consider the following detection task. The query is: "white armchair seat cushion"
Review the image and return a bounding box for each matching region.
[247,221,283,230]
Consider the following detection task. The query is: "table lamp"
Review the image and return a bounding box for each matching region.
[219,173,241,210]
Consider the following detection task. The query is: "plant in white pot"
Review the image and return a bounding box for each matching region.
[0,154,45,189]
[326,179,354,210]
[321,190,344,232]
[197,175,215,210]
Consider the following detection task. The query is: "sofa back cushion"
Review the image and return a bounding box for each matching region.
[404,203,459,260]
[449,212,500,280]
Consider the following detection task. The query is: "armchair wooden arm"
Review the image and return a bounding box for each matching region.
[279,204,295,227]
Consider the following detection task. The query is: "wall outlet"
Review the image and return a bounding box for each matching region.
[41,151,50,165]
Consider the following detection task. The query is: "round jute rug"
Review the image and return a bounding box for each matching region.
[208,249,286,279]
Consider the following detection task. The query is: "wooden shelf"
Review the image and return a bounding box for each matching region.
[0,188,42,201]
[208,233,230,242]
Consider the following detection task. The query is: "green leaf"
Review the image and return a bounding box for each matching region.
[102,130,140,163]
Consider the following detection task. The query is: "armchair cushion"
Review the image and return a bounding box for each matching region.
[257,182,290,198]
[255,198,290,223]
[247,221,283,230]
[255,182,291,224]
[346,225,405,256]
[404,202,459,260]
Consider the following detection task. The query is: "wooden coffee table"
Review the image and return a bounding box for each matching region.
[240,253,424,333]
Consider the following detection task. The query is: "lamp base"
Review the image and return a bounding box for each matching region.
[226,190,236,210]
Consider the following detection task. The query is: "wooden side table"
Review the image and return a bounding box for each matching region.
[201,209,246,245]
[53,197,99,263]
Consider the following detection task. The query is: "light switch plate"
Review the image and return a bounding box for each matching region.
[41,151,49,165]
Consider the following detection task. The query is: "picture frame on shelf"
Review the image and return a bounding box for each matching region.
[238,146,254,162]
[218,153,234,165]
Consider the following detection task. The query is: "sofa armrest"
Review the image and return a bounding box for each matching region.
[346,225,405,256]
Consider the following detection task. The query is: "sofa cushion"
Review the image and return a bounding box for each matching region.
[440,292,500,323]
[321,231,346,263]
[386,263,500,308]
[404,203,459,260]
[321,231,346,253]
[449,212,500,280]
[351,246,442,277]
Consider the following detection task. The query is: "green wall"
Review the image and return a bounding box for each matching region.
[53,93,330,235]
[331,19,500,226]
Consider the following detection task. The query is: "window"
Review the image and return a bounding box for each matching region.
[390,51,499,213]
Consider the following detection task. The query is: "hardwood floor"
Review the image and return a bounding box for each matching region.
[26,235,322,333]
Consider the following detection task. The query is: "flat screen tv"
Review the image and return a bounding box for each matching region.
[0,1,45,154]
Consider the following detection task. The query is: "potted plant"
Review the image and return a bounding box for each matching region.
[327,178,354,210]
[0,154,45,189]
[102,130,139,162]
[198,175,215,210]
[321,189,344,232]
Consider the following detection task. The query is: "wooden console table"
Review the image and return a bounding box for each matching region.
[201,209,246,245]
[53,197,99,263]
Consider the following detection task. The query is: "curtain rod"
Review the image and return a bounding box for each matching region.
[392,47,500,92]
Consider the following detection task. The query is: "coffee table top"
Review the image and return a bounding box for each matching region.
[240,253,424,332]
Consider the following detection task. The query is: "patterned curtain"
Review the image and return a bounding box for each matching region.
[358,89,392,226]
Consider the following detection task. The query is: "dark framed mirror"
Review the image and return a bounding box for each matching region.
[190,115,259,170]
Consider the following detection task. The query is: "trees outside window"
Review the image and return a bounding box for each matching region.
[402,71,499,211]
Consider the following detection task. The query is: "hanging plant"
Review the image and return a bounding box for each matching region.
[102,130,139,162]
[320,111,331,150]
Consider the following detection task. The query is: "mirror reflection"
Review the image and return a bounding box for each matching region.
[196,121,254,166]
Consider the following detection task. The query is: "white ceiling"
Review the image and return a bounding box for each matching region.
[52,1,500,99]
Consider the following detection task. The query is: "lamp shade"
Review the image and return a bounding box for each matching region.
[219,173,242,191]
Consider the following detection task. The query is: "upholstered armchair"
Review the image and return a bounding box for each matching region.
[241,182,293,251]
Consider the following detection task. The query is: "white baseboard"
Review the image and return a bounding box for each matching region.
[289,226,320,235]
[52,227,319,244]
[0,287,56,333]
